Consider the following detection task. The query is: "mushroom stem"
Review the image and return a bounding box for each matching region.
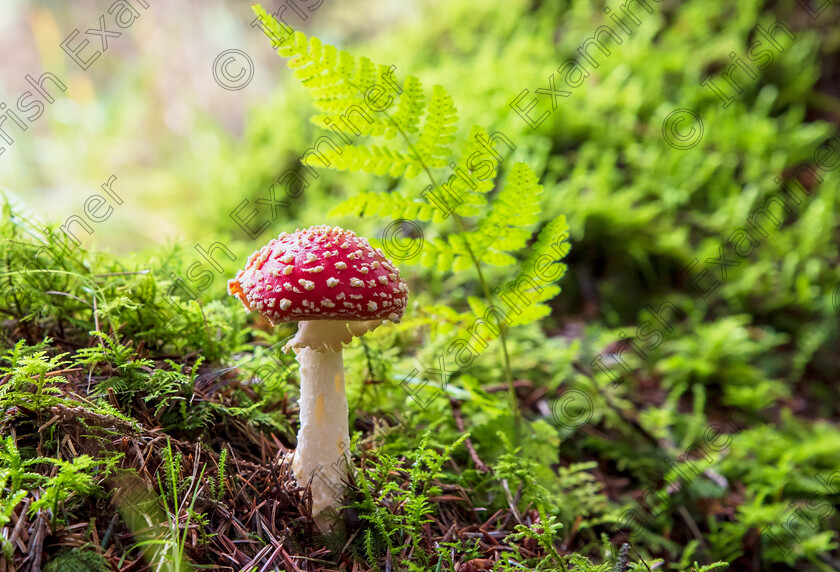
[291,322,351,532]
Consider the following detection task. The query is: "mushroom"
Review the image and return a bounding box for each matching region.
[227,225,409,531]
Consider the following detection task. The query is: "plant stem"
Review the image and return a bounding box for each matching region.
[378,110,520,437]
[449,214,519,436]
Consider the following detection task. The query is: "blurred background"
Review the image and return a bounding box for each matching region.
[0,0,411,251]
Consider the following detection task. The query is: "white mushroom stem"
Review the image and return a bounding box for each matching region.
[290,322,352,532]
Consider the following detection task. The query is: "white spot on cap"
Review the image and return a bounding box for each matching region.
[303,265,324,273]
[305,253,318,263]
[350,278,364,287]
[282,266,293,275]
[298,279,315,291]
[367,301,378,312]
[335,261,347,270]
[279,298,292,310]
[327,277,339,287]
[378,275,389,285]
[281,253,294,263]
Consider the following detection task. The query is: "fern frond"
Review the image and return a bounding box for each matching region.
[418,125,501,219]
[471,162,543,264]
[254,6,464,184]
[418,235,474,272]
[463,216,569,328]
[255,11,370,106]
[415,86,458,169]
[450,125,501,216]
[305,144,422,178]
[254,4,572,376]
[502,215,570,326]
[388,75,425,138]
[353,56,378,91]
[520,215,570,282]
[423,162,543,272]
[363,528,379,570]
[328,191,438,222]
[255,8,395,137]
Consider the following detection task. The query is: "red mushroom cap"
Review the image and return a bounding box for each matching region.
[228,225,409,325]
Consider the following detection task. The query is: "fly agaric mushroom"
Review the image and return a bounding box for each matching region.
[227,225,409,531]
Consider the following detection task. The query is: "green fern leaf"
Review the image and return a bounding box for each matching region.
[415,86,458,169]
[520,214,570,283]
[305,144,422,178]
[417,236,472,272]
[452,125,501,215]
[328,191,438,221]
[254,10,389,129]
[428,162,542,271]
[503,215,570,326]
[472,162,543,262]
[388,75,425,138]
[253,4,571,340]
[421,125,500,219]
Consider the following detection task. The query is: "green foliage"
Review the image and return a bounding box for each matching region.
[0,436,34,557]
[0,341,69,413]
[654,315,790,411]
[347,432,467,569]
[43,549,111,572]
[2,0,839,569]
[253,4,570,322]
[31,454,120,525]
[253,4,572,429]
[491,426,614,539]
[470,162,544,266]
[414,85,458,169]
[507,502,566,571]
[0,436,44,492]
[210,448,228,502]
